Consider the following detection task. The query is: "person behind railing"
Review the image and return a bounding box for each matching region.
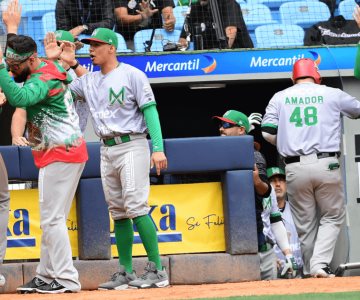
[178,0,253,50]
[113,0,176,50]
[213,110,297,280]
[55,0,115,39]
[267,167,303,278]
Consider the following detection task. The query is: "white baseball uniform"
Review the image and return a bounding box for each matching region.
[262,81,360,275]
[70,62,156,219]
[273,201,303,277]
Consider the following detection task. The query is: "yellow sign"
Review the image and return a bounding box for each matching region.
[110,182,225,256]
[5,189,78,260]
[5,182,225,260]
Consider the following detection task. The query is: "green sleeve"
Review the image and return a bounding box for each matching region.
[0,65,49,107]
[355,43,360,79]
[141,102,164,152]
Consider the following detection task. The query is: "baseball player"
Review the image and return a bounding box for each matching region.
[0,90,9,288]
[267,167,303,278]
[44,27,169,289]
[0,0,88,294]
[11,30,88,146]
[262,58,360,278]
[213,110,297,280]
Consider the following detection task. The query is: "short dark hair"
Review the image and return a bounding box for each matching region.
[7,35,37,54]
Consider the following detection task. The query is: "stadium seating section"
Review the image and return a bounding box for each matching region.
[0,0,353,51]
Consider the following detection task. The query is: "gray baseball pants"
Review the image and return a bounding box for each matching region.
[259,247,277,280]
[36,161,85,291]
[100,136,151,220]
[286,154,345,275]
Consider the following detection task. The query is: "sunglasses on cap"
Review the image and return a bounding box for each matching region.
[219,121,239,129]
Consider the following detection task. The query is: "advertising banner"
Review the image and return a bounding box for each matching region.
[78,46,356,79]
[5,189,78,260]
[5,183,224,260]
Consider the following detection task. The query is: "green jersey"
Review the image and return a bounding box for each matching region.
[0,60,88,168]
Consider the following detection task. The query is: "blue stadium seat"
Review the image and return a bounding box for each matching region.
[279,1,331,29]
[42,11,56,34]
[133,29,181,52]
[241,4,278,31]
[173,6,189,31]
[18,0,57,56]
[250,0,319,9]
[255,23,305,48]
[339,0,356,20]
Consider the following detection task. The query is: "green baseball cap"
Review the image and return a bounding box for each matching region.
[81,28,118,48]
[213,110,250,133]
[55,30,75,42]
[267,167,285,179]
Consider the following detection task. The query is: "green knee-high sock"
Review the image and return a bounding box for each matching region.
[133,215,162,270]
[114,219,134,273]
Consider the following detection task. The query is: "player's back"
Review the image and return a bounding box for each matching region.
[273,82,360,157]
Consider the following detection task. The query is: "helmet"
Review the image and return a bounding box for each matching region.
[292,58,321,84]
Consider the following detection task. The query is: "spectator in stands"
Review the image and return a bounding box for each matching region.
[0,89,10,289]
[305,0,360,46]
[55,0,114,38]
[178,0,253,50]
[113,0,176,50]
[213,110,297,280]
[267,167,303,278]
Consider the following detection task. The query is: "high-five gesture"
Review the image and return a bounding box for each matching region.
[44,32,62,60]
[44,32,76,65]
[2,0,22,34]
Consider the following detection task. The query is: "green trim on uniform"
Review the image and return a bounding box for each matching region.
[140,100,156,112]
[261,123,278,129]
[355,43,360,79]
[270,212,282,224]
[143,104,164,152]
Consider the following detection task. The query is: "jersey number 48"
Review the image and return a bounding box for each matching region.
[290,106,318,127]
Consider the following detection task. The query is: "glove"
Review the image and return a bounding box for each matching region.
[248,112,263,132]
[281,254,298,279]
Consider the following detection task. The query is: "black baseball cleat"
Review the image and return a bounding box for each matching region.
[17,277,48,294]
[36,280,73,294]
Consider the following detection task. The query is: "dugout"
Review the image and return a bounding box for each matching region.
[1,46,360,277]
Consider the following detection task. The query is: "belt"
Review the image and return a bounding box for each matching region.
[102,134,130,146]
[258,242,273,253]
[284,152,339,164]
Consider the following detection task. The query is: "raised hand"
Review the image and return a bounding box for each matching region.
[2,0,22,34]
[44,32,63,60]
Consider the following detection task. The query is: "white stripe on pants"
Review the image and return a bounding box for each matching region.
[0,154,9,265]
[36,161,85,291]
